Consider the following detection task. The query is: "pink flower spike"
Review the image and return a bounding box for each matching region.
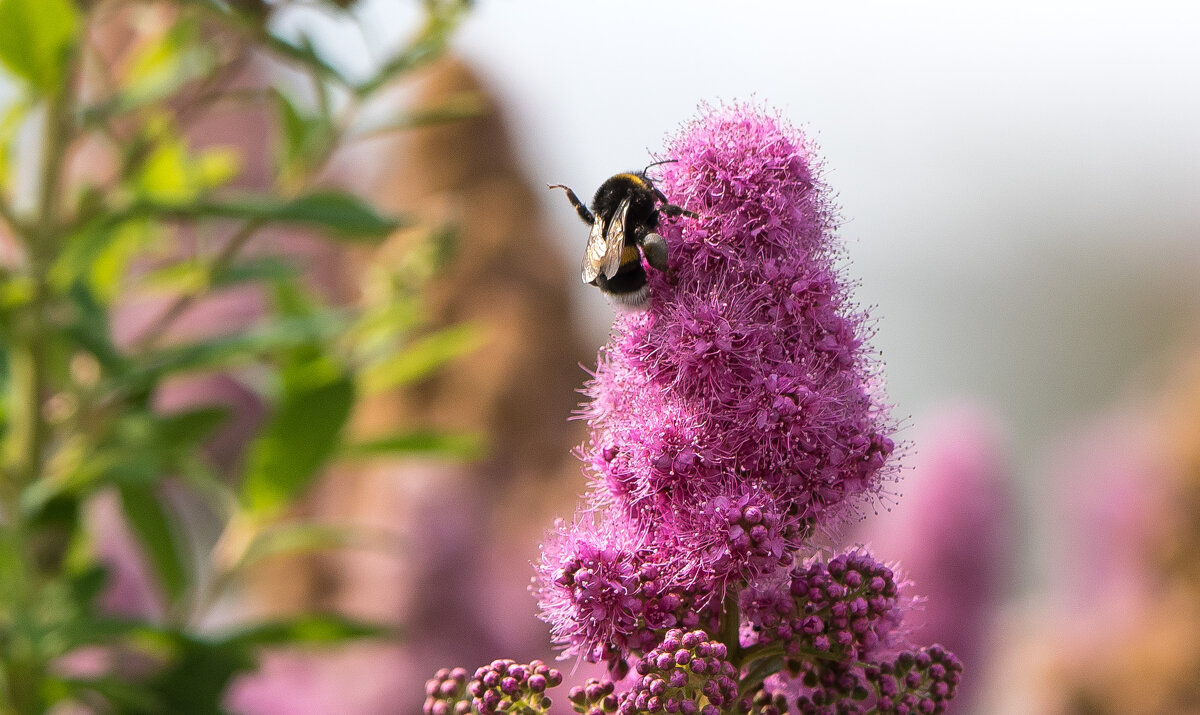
[581,102,897,553]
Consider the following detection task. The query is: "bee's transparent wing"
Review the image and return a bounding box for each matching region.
[581,196,628,283]
[580,217,607,283]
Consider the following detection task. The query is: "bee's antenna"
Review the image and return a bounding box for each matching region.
[641,158,678,176]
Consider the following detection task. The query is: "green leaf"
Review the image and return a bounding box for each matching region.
[137,140,194,203]
[136,138,240,204]
[232,522,363,573]
[156,407,229,449]
[141,634,252,715]
[122,311,346,390]
[352,90,486,139]
[239,366,355,516]
[220,613,390,648]
[0,0,79,92]
[121,20,217,112]
[62,281,127,374]
[117,483,190,605]
[0,97,30,192]
[273,89,330,184]
[51,218,159,303]
[340,430,486,461]
[138,256,298,295]
[58,676,163,712]
[67,564,110,609]
[91,219,157,303]
[355,0,469,96]
[360,322,483,393]
[241,192,401,240]
[19,447,156,516]
[111,191,404,241]
[216,256,300,286]
[262,30,349,89]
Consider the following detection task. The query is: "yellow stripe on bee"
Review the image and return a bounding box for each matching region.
[615,173,647,188]
[621,246,640,264]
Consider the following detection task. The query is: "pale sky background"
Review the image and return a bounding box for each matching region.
[288,0,1200,580]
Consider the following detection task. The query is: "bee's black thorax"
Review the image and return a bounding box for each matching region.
[591,173,661,245]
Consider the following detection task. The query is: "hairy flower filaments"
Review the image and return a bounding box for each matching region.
[580,106,897,537]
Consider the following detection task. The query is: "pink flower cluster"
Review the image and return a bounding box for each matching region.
[536,105,899,663]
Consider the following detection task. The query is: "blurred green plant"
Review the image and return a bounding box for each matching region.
[0,0,476,711]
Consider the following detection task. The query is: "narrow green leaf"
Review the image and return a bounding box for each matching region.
[220,613,391,648]
[123,311,346,390]
[89,219,155,303]
[262,30,349,89]
[117,484,189,605]
[135,260,210,295]
[156,407,229,449]
[62,281,127,374]
[141,635,252,715]
[0,0,79,92]
[58,676,163,712]
[19,448,160,516]
[67,564,110,609]
[240,368,355,516]
[216,256,299,286]
[138,256,298,295]
[233,522,363,573]
[273,89,329,182]
[110,192,404,241]
[0,97,30,192]
[352,90,486,139]
[360,322,483,393]
[120,20,216,111]
[355,0,470,96]
[136,139,240,204]
[340,430,486,461]
[249,192,401,239]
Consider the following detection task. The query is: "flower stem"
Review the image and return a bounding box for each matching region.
[720,589,742,665]
[0,44,77,715]
[3,52,72,510]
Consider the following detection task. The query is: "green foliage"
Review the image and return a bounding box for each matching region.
[117,483,190,605]
[361,322,485,393]
[0,0,478,711]
[0,0,78,92]
[240,362,356,517]
[207,191,404,240]
[341,430,487,461]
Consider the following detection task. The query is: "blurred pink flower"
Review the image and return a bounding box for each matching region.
[87,491,166,621]
[225,645,407,715]
[1046,408,1168,616]
[853,403,1015,707]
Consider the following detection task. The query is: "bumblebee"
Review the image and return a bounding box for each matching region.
[549,171,695,309]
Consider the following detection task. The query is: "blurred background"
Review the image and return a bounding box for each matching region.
[307,4,1200,708]
[2,0,1198,713]
[313,2,1200,712]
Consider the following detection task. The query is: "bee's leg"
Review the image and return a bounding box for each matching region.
[547,184,594,225]
[651,186,698,219]
[639,232,669,273]
[660,202,698,220]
